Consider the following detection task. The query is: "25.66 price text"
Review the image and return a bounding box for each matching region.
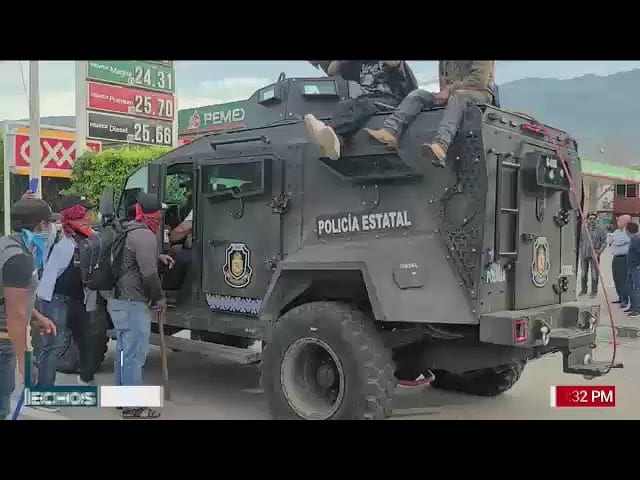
[132,122,173,146]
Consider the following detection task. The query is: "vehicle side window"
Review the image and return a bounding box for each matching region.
[202,161,264,197]
[165,174,189,204]
[118,165,149,217]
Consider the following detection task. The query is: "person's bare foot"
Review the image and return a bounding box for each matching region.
[304,114,340,160]
[365,128,398,148]
[422,142,448,168]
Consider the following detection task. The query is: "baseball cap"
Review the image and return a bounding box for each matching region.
[136,192,163,213]
[11,198,59,230]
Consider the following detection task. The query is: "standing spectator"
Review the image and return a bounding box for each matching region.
[579,213,607,297]
[108,193,168,419]
[625,222,640,318]
[0,198,57,420]
[609,215,631,307]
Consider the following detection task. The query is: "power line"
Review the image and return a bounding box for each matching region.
[17,61,30,113]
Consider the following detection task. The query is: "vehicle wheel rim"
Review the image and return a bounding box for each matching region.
[281,337,345,420]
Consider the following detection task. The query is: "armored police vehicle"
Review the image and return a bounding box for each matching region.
[98,71,620,420]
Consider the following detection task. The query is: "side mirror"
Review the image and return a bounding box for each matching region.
[99,187,115,219]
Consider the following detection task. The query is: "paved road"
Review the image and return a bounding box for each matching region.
[11,250,640,420]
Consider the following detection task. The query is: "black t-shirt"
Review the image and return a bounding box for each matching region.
[2,253,34,288]
[340,61,410,100]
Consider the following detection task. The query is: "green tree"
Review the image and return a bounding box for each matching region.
[62,145,171,205]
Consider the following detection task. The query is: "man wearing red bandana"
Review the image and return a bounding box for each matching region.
[108,193,168,419]
[34,196,97,410]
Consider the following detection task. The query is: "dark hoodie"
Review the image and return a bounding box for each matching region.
[115,220,163,304]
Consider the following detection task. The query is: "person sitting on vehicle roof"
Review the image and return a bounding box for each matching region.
[304,61,415,161]
[366,61,496,168]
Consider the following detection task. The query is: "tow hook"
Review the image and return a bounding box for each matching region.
[539,322,551,346]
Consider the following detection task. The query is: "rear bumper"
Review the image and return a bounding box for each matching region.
[479,302,621,377]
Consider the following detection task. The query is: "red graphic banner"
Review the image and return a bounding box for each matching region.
[88,81,175,121]
[551,385,616,408]
[14,132,102,178]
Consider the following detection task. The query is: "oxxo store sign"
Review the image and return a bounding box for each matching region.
[3,123,102,178]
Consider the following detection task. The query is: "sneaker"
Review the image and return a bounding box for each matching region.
[77,375,94,386]
[589,292,597,298]
[304,114,340,160]
[422,142,447,168]
[628,312,640,319]
[365,128,398,148]
[32,405,60,413]
[579,291,587,296]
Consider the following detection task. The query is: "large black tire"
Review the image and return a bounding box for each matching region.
[261,301,397,420]
[430,362,526,397]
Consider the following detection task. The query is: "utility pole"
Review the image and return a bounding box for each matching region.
[29,61,41,199]
[75,61,88,156]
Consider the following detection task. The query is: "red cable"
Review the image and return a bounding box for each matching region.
[546,130,618,375]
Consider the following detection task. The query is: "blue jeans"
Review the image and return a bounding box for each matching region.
[0,340,16,420]
[36,295,69,388]
[630,266,640,313]
[107,298,151,387]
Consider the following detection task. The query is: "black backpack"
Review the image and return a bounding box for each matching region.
[78,220,146,291]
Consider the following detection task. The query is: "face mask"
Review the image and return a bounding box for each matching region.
[47,223,58,247]
[21,229,49,270]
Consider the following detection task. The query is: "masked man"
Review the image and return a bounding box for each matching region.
[108,193,170,419]
[304,60,415,160]
[0,198,57,419]
[367,60,496,168]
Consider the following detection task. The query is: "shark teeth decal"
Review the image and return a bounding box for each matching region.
[206,294,262,316]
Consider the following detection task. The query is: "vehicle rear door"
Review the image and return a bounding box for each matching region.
[197,153,283,304]
[496,143,571,310]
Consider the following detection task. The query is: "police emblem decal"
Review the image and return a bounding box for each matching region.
[223,243,253,288]
[531,237,551,288]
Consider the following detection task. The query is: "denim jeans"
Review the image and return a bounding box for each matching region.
[629,266,640,313]
[384,89,491,146]
[0,339,16,420]
[107,298,151,387]
[36,295,69,388]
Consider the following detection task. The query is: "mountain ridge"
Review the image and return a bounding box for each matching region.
[499,68,640,166]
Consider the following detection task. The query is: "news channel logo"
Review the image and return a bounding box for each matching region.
[22,361,98,408]
[25,386,98,408]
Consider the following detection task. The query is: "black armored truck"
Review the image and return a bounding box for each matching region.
[98,71,620,420]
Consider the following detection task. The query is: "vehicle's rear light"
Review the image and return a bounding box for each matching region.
[514,319,528,343]
[520,123,547,137]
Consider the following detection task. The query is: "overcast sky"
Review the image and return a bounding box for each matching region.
[1,60,639,121]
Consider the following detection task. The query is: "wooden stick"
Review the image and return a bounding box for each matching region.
[157,309,171,402]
